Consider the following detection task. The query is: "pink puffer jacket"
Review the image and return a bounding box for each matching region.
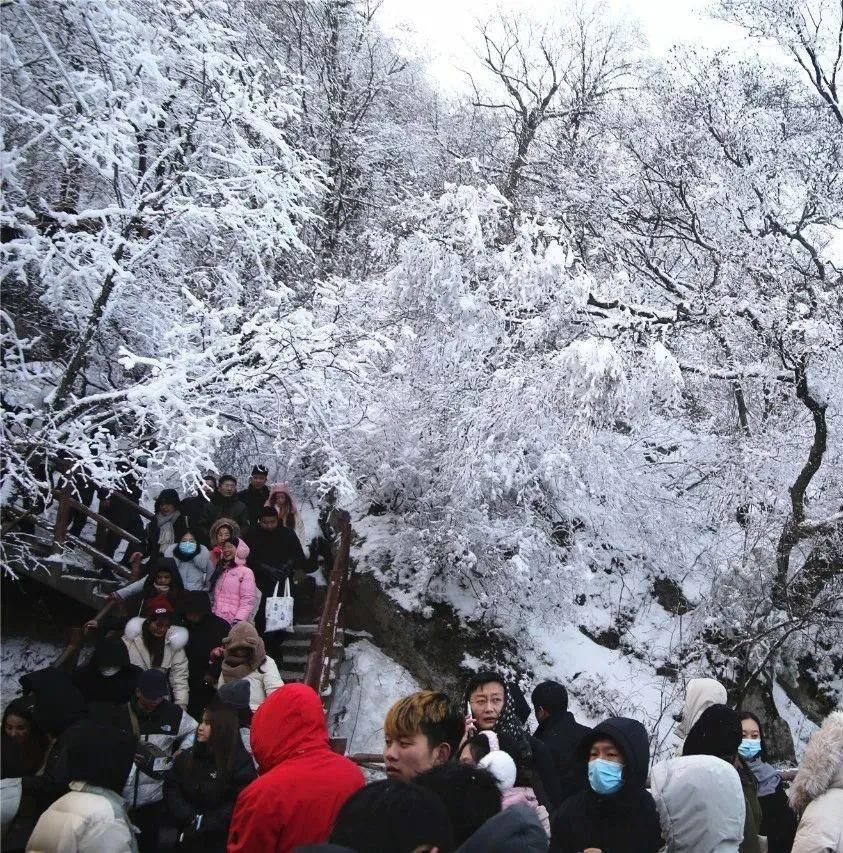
[211,563,257,625]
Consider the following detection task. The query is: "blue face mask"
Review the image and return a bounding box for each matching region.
[738,738,762,759]
[588,758,624,795]
[178,541,198,557]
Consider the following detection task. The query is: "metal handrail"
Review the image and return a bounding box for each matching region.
[303,508,352,696]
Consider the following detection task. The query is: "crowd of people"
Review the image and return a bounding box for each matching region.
[1,468,842,852]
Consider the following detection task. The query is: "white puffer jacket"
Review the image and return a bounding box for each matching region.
[122,619,189,707]
[26,782,137,853]
[651,754,745,852]
[790,711,843,853]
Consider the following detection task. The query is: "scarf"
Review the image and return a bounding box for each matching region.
[747,755,781,797]
[494,698,533,766]
[221,657,255,681]
[156,510,180,547]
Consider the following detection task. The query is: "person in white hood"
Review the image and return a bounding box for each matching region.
[651,754,745,852]
[674,678,728,752]
[789,710,843,853]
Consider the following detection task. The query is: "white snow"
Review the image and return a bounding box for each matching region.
[772,680,818,763]
[328,639,420,758]
[1,637,63,707]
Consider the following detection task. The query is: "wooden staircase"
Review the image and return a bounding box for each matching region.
[2,490,354,709]
[279,623,346,688]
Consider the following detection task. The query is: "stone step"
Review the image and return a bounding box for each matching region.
[283,636,345,652]
[292,624,345,639]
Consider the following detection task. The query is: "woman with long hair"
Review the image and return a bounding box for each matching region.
[164,705,256,852]
[738,711,798,853]
[2,697,48,776]
[265,484,304,541]
[122,602,189,708]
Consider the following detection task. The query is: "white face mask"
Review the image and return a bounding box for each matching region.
[99,666,121,677]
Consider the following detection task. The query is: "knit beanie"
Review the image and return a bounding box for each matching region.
[182,590,212,617]
[330,779,455,853]
[216,679,251,711]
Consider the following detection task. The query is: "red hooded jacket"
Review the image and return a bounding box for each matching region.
[227,683,364,853]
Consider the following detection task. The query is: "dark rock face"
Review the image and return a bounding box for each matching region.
[777,656,840,726]
[652,576,693,615]
[343,571,521,698]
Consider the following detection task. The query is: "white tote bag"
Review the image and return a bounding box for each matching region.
[264,578,294,632]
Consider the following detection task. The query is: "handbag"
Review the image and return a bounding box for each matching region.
[264,577,294,632]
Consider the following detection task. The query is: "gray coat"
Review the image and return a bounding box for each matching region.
[457,805,548,853]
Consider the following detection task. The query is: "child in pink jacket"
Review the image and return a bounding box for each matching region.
[209,539,256,625]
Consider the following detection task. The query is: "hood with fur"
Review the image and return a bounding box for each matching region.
[789,711,843,814]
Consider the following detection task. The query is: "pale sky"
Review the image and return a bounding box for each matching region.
[378,0,753,91]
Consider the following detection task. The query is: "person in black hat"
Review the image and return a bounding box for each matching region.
[72,634,142,705]
[328,779,456,852]
[183,591,230,720]
[532,680,591,803]
[109,669,197,852]
[238,466,270,528]
[130,489,188,566]
[211,679,254,757]
[244,506,308,660]
[682,704,763,853]
[18,668,89,819]
[25,720,138,853]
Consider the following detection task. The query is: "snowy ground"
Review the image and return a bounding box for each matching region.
[1,637,62,706]
[328,638,420,757]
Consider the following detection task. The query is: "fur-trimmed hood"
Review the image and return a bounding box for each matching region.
[789,711,843,813]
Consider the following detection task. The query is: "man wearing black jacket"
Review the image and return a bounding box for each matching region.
[244,507,308,659]
[181,475,218,547]
[211,475,249,533]
[18,668,89,820]
[532,680,592,803]
[182,591,231,720]
[237,465,270,528]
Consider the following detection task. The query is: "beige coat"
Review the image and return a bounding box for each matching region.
[790,711,843,853]
[217,655,283,711]
[123,625,189,707]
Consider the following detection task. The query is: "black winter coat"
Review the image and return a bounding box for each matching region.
[236,485,270,528]
[243,526,305,593]
[210,494,249,533]
[74,635,142,704]
[164,741,256,853]
[550,717,663,853]
[185,613,230,720]
[144,513,189,562]
[535,710,592,803]
[529,734,565,810]
[759,783,797,853]
[181,495,218,547]
[18,668,88,816]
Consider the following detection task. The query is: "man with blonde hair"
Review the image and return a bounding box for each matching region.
[383,691,464,782]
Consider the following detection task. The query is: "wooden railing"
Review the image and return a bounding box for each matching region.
[50,484,152,581]
[303,507,352,697]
